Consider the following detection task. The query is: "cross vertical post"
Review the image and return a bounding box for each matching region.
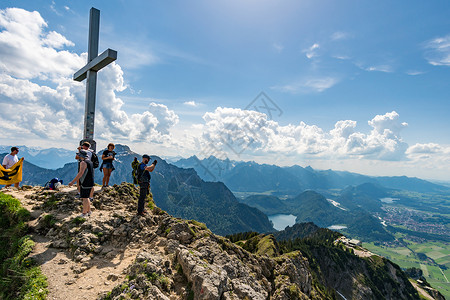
[74,7,117,151]
[84,8,99,148]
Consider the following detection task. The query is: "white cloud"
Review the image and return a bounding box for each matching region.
[405,70,424,76]
[365,65,394,73]
[118,44,160,69]
[0,8,178,145]
[0,8,83,79]
[331,31,350,41]
[303,43,319,59]
[272,76,338,93]
[406,143,441,154]
[272,43,284,53]
[333,55,351,60]
[43,31,74,49]
[303,77,338,92]
[196,108,410,161]
[425,35,450,66]
[183,101,199,107]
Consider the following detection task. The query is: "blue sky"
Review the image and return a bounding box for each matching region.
[0,0,450,180]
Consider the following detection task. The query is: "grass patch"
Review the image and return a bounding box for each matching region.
[42,194,60,209]
[0,192,48,300]
[72,216,86,226]
[42,214,57,228]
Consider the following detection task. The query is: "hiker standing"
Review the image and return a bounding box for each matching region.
[75,142,95,199]
[2,146,20,188]
[131,157,139,185]
[101,143,116,188]
[69,150,94,217]
[137,154,157,216]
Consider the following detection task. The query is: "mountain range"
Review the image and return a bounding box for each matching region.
[2,145,448,240]
[0,145,75,169]
[174,156,449,194]
[1,145,273,236]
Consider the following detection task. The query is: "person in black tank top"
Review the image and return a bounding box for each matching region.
[69,150,94,217]
[137,154,157,216]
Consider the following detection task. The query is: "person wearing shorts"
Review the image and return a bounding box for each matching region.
[69,150,94,217]
[101,143,116,188]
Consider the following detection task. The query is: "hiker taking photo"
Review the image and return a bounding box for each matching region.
[137,154,157,216]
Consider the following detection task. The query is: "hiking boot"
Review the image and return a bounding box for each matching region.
[137,211,147,216]
[78,213,88,218]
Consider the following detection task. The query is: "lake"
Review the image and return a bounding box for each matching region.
[380,197,399,203]
[268,214,296,231]
[328,225,347,230]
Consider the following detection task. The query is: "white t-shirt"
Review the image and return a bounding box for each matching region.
[2,154,19,169]
[77,148,93,160]
[85,149,93,160]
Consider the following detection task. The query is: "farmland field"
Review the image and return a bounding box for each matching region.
[363,240,450,299]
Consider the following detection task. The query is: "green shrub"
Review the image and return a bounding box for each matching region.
[0,192,48,299]
[42,214,57,228]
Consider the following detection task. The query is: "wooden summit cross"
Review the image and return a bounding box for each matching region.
[74,7,117,151]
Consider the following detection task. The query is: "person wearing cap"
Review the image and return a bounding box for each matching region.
[136,154,157,216]
[69,150,94,217]
[75,142,94,199]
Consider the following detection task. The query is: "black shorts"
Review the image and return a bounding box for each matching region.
[80,186,92,198]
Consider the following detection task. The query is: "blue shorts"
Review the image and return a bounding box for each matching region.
[103,161,113,169]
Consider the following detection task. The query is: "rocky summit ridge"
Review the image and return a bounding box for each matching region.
[2,184,442,300]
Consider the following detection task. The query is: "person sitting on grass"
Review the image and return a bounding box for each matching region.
[68,150,94,217]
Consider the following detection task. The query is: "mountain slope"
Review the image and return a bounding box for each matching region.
[2,185,436,300]
[226,223,425,300]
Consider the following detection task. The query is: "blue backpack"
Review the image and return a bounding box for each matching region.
[44,178,63,190]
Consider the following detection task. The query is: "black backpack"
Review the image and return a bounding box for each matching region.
[91,152,99,168]
[136,162,150,183]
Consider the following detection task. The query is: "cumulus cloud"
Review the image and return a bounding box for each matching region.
[0,8,83,79]
[196,108,409,161]
[406,143,441,154]
[0,8,178,144]
[425,35,450,66]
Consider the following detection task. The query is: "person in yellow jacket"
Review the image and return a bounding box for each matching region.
[2,147,21,188]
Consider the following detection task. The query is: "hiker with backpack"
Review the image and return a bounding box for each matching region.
[69,150,94,217]
[101,143,116,188]
[75,142,97,200]
[137,154,157,216]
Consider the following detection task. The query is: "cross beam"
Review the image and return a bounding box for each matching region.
[74,7,117,151]
[74,49,117,81]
